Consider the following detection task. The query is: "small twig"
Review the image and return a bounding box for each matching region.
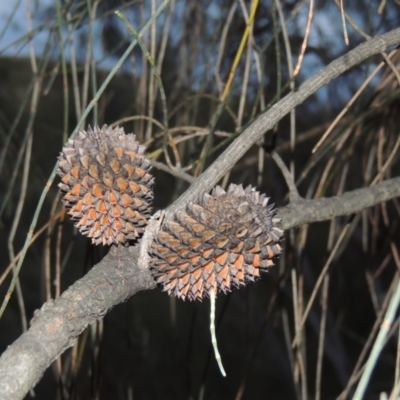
[0,210,65,287]
[354,274,400,400]
[339,0,349,45]
[315,274,329,400]
[215,1,238,94]
[292,220,351,348]
[221,0,258,101]
[293,0,314,77]
[237,0,254,129]
[274,0,296,180]
[271,151,300,201]
[371,132,400,185]
[150,159,195,183]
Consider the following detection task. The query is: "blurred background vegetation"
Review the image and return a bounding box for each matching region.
[1,0,400,399]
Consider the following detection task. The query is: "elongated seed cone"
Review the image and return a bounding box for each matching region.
[57,125,154,245]
[150,184,283,301]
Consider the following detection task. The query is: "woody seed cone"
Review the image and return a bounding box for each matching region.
[57,125,154,245]
[150,184,283,300]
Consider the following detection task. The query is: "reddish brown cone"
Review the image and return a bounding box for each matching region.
[150,184,283,300]
[57,125,154,245]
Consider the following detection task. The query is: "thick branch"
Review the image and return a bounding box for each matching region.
[0,246,156,400]
[1,28,400,400]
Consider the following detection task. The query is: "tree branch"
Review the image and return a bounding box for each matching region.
[278,177,400,230]
[1,27,400,400]
[0,246,156,400]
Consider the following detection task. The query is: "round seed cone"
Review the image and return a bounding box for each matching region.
[57,125,154,245]
[150,184,283,300]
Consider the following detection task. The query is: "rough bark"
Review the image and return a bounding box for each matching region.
[1,27,400,400]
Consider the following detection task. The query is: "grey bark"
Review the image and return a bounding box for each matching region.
[0,27,400,400]
[279,177,400,230]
